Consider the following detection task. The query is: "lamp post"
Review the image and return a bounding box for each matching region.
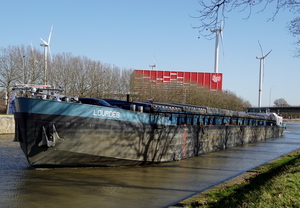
[22,55,25,83]
[40,43,48,85]
[269,85,275,106]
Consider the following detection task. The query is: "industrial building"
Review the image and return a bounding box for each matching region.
[134,70,223,91]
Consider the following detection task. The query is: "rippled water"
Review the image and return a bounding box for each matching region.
[1,123,300,208]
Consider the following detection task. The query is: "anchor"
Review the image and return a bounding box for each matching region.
[39,124,63,147]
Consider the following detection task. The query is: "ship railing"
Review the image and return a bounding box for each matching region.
[153,108,277,126]
[122,100,278,126]
[153,102,207,114]
[15,84,52,88]
[11,85,70,101]
[13,86,62,95]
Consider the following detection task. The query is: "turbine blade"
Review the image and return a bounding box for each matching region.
[30,42,34,53]
[48,25,53,45]
[263,49,272,58]
[40,38,48,45]
[30,41,36,60]
[258,41,264,56]
[30,42,40,63]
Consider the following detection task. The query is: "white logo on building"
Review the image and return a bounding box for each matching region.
[212,75,221,83]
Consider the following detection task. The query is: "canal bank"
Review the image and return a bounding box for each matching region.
[169,147,300,208]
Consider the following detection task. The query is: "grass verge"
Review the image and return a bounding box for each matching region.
[185,149,300,208]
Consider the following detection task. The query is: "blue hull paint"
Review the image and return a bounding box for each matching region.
[15,97,172,125]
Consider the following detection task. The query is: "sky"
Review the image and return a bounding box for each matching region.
[1,0,299,107]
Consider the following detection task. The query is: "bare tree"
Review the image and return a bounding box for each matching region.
[287,16,300,57]
[120,68,134,94]
[72,56,90,97]
[193,0,300,54]
[274,98,289,107]
[0,46,22,92]
[26,46,44,84]
[131,72,250,110]
[0,44,252,112]
[110,66,122,99]
[91,61,107,98]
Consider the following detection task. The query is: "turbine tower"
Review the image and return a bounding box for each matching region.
[210,22,224,73]
[256,41,272,107]
[40,25,53,85]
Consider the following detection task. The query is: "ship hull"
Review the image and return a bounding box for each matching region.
[14,97,285,168]
[14,111,181,167]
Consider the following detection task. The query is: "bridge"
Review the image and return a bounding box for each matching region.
[268,106,300,119]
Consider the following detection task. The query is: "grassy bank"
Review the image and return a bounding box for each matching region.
[185,149,300,208]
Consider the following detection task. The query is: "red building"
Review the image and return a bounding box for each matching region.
[134,70,223,91]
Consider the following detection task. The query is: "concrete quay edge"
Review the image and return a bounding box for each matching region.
[0,115,14,134]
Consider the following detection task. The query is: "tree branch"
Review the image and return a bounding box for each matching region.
[192,0,297,38]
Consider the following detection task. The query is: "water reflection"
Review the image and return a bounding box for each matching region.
[1,123,300,208]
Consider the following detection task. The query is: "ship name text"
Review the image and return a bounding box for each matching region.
[93,109,121,118]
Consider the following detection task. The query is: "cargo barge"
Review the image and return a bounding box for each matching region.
[11,85,285,168]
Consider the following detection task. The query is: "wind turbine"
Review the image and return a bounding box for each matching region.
[31,42,41,65]
[256,41,272,107]
[40,25,53,85]
[210,21,224,73]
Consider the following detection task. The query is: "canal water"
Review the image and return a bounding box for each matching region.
[1,123,300,208]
